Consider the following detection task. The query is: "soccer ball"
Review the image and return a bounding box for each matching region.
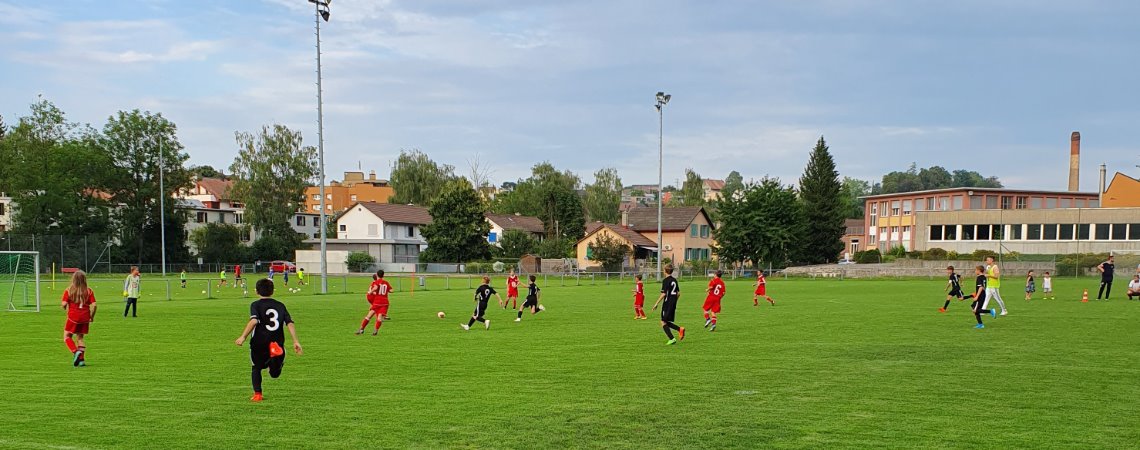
[243,290,248,295]
[201,290,206,294]
[437,311,446,319]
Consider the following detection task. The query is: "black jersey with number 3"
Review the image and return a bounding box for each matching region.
[250,298,293,346]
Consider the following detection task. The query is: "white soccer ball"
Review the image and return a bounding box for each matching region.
[243,290,248,295]
[437,311,446,319]
[201,290,206,294]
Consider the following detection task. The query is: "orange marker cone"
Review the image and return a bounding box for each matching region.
[1081,289,1089,303]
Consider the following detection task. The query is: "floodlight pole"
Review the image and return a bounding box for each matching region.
[158,137,167,277]
[311,0,330,294]
[655,92,670,281]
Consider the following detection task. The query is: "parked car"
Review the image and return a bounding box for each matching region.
[269,260,297,273]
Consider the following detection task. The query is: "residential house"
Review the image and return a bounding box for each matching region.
[576,222,658,271]
[1102,172,1140,207]
[0,192,11,232]
[840,218,865,260]
[623,206,716,263]
[314,202,431,264]
[484,213,544,245]
[179,177,323,253]
[702,179,725,201]
[303,170,394,214]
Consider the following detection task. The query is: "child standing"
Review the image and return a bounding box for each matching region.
[123,266,140,317]
[62,270,97,367]
[180,268,188,289]
[235,279,302,402]
[505,268,520,310]
[632,274,646,319]
[651,265,685,345]
[1024,270,1036,301]
[515,275,545,322]
[1042,271,1054,299]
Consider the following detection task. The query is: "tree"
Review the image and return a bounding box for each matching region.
[101,109,192,264]
[419,178,491,263]
[918,166,952,190]
[839,177,871,219]
[189,164,223,179]
[676,169,706,206]
[537,237,575,259]
[490,162,584,240]
[189,223,243,263]
[229,124,317,260]
[389,149,457,205]
[798,137,845,264]
[1,98,113,236]
[876,164,1002,194]
[583,167,622,223]
[712,177,804,268]
[467,154,494,197]
[587,233,631,272]
[345,251,376,272]
[722,171,744,199]
[496,229,538,258]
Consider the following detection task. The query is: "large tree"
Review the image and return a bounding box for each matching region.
[496,229,538,259]
[101,109,192,264]
[712,177,803,268]
[229,124,317,259]
[839,177,871,219]
[877,164,1002,194]
[491,162,584,240]
[189,223,243,263]
[389,149,457,205]
[798,137,845,264]
[583,167,622,223]
[420,178,491,263]
[587,233,631,272]
[1,98,113,236]
[676,168,706,206]
[722,170,744,199]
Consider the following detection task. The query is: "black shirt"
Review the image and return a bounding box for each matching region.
[661,276,679,302]
[249,298,293,345]
[475,285,497,304]
[974,274,987,293]
[949,273,962,290]
[1102,262,1115,281]
[527,282,540,298]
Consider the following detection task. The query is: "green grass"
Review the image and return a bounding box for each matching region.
[2,276,1138,449]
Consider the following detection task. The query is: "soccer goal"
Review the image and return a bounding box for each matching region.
[1110,250,1140,278]
[1,251,41,312]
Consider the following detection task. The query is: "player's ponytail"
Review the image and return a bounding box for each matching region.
[67,270,90,307]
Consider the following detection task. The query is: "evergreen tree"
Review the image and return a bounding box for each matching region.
[420,178,491,263]
[798,136,845,264]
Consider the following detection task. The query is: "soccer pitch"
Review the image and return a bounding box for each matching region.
[2,276,1138,449]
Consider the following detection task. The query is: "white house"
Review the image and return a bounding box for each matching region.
[0,192,12,232]
[178,177,325,254]
[308,202,431,265]
[484,212,544,245]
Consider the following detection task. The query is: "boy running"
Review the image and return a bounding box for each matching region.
[1042,271,1054,299]
[753,271,775,306]
[357,270,393,335]
[1024,270,1036,301]
[235,279,302,402]
[703,270,726,331]
[504,269,520,309]
[62,270,97,367]
[297,268,306,286]
[632,274,647,319]
[651,265,685,345]
[123,266,140,318]
[218,268,228,288]
[462,276,500,331]
[234,264,244,289]
[984,256,1007,315]
[515,275,545,322]
[180,268,187,289]
[940,265,971,313]
[970,266,997,329]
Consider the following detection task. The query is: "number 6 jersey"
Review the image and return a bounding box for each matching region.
[250,298,294,346]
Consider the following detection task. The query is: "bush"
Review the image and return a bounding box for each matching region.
[854,249,882,264]
[923,248,948,260]
[888,245,907,258]
[345,252,376,273]
[972,249,998,261]
[946,251,960,260]
[464,262,493,274]
[906,251,924,259]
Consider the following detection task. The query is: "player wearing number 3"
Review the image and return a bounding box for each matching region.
[235,279,302,402]
[357,270,393,336]
[703,270,726,331]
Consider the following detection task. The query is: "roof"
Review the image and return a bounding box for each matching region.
[580,223,658,248]
[703,179,726,190]
[624,206,713,232]
[351,202,432,225]
[484,213,545,234]
[860,187,1099,200]
[196,177,234,200]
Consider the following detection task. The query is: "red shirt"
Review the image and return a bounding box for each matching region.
[62,288,96,322]
[507,275,520,293]
[707,278,726,300]
[367,279,393,305]
[235,265,242,277]
[757,274,766,286]
[635,281,644,299]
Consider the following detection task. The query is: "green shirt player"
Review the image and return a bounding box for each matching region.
[180,269,187,289]
[984,256,1007,316]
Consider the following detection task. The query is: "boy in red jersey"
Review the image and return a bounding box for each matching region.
[632,274,646,319]
[703,270,726,331]
[753,271,775,306]
[62,270,97,367]
[504,268,520,309]
[234,264,244,289]
[356,270,393,336]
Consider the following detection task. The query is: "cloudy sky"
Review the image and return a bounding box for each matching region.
[2,0,1138,191]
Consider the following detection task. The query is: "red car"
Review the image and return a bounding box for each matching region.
[269,261,297,273]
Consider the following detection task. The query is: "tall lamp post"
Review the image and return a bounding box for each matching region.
[310,0,330,294]
[158,136,166,277]
[655,91,670,280]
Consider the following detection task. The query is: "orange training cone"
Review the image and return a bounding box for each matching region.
[1081,289,1089,303]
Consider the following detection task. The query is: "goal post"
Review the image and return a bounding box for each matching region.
[1,251,41,312]
[1110,250,1140,279]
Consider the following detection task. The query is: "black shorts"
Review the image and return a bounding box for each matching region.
[473,301,488,319]
[522,295,539,308]
[948,288,963,298]
[250,341,285,371]
[660,299,677,322]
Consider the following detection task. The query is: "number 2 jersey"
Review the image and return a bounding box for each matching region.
[249,298,293,347]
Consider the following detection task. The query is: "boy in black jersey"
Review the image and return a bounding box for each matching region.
[651,265,686,345]
[235,279,303,402]
[515,275,545,322]
[970,266,996,329]
[940,266,972,313]
[463,276,501,331]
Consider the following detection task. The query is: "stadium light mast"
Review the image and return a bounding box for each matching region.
[655,91,670,280]
[158,136,166,277]
[310,0,331,294]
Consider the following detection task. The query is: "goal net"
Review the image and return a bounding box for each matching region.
[1110,250,1140,280]
[1,251,40,312]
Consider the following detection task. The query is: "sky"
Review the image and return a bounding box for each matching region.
[2,0,1138,192]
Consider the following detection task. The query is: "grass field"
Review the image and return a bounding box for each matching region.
[2,275,1139,449]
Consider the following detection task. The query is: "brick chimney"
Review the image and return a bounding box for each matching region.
[1069,131,1080,192]
[621,210,629,228]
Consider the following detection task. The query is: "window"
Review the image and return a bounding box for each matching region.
[312,205,320,212]
[350,195,357,202]
[240,229,251,242]
[1095,224,1110,240]
[235,213,244,225]
[407,226,415,237]
[488,232,498,243]
[196,211,208,223]
[1016,197,1027,209]
[0,203,5,215]
[1045,198,1057,209]
[891,226,900,234]
[312,217,319,227]
[1059,224,1074,240]
[986,196,998,209]
[902,200,912,215]
[1111,224,1127,240]
[944,225,957,240]
[939,197,950,211]
[1031,197,1043,209]
[367,224,378,237]
[1027,224,1042,240]
[700,225,710,238]
[929,225,944,241]
[881,202,889,216]
[1131,224,1140,240]
[296,215,305,226]
[326,194,332,200]
[915,199,925,211]
[1001,196,1012,210]
[1043,224,1057,240]
[976,224,990,240]
[1078,224,1090,240]
[339,224,347,232]
[952,196,963,210]
[313,232,320,239]
[690,224,698,237]
[962,225,975,240]
[1060,198,1072,208]
[217,214,225,224]
[969,196,983,209]
[326,205,332,210]
[1089,200,1100,208]
[1010,224,1022,240]
[312,194,320,200]
[891,201,900,216]
[871,203,878,217]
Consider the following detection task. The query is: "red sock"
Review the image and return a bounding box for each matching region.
[360,319,369,329]
[375,320,382,330]
[65,337,77,353]
[711,318,717,325]
[703,313,710,320]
